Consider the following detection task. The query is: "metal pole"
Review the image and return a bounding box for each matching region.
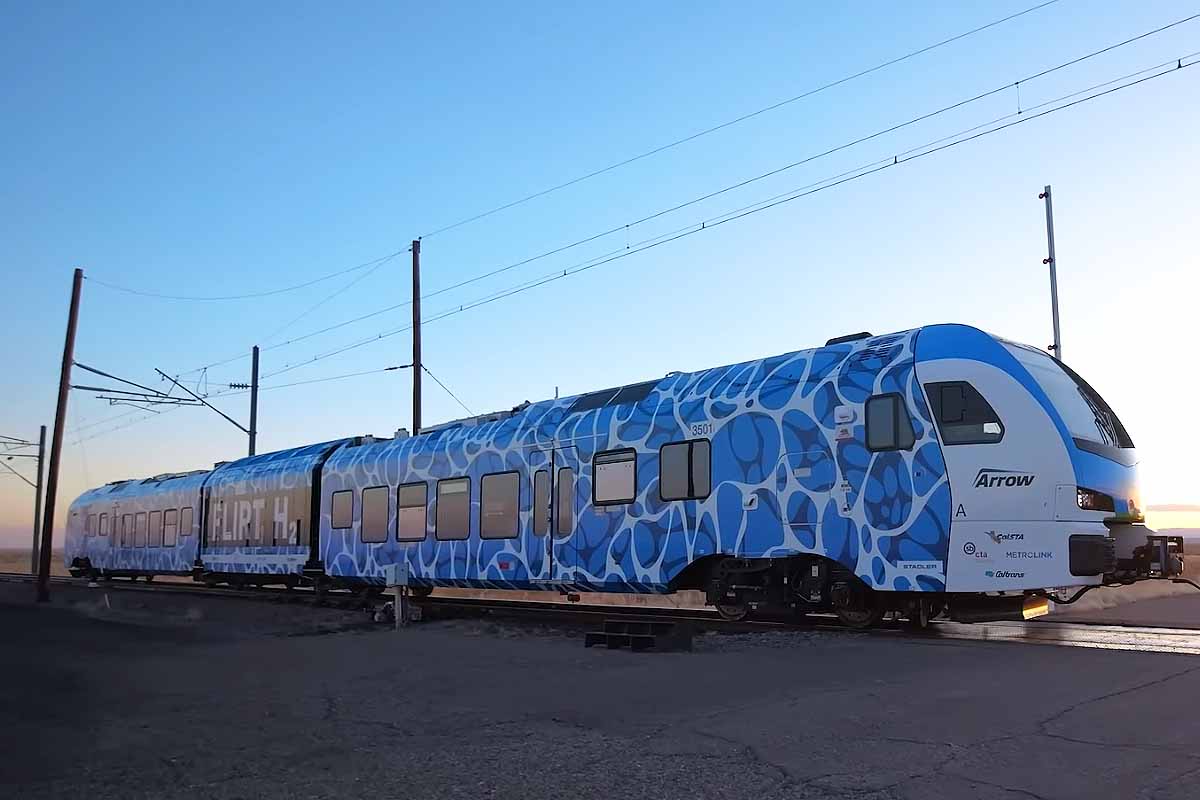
[411,239,422,435]
[1040,185,1062,360]
[248,345,259,456]
[38,268,83,602]
[30,425,46,575]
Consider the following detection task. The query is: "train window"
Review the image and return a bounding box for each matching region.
[180,507,194,537]
[659,439,712,501]
[866,394,917,451]
[481,472,520,539]
[556,468,574,535]
[149,511,163,547]
[593,449,636,505]
[435,478,470,540]
[397,483,427,541]
[359,486,388,543]
[98,513,109,537]
[134,512,148,547]
[85,514,96,537]
[331,490,354,529]
[163,509,178,547]
[121,514,132,547]
[925,381,1004,445]
[532,470,549,536]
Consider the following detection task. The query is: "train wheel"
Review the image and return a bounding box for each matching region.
[715,600,751,622]
[906,599,944,630]
[832,583,883,629]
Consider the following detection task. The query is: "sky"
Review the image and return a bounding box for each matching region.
[1,0,1198,547]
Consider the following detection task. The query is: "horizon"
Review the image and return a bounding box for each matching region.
[2,1,1198,547]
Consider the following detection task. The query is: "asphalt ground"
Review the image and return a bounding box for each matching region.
[3,582,1200,800]
[1054,592,1200,628]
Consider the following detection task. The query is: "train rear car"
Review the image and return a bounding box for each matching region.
[65,471,207,579]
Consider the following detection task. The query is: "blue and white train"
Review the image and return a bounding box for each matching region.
[65,324,1179,627]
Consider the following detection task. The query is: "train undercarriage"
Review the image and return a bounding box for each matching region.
[69,529,1190,630]
[686,529,1192,629]
[683,555,947,629]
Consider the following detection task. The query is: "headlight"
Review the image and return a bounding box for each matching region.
[1077,487,1115,513]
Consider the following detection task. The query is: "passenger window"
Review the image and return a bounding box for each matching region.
[361,486,390,543]
[557,468,574,535]
[331,490,354,529]
[149,510,162,547]
[397,483,427,541]
[163,509,178,547]
[659,440,712,501]
[925,381,1004,444]
[593,449,636,505]
[134,512,148,547]
[481,472,519,539]
[866,394,917,451]
[121,514,132,547]
[532,470,549,536]
[180,507,193,537]
[435,478,470,540]
[99,513,109,537]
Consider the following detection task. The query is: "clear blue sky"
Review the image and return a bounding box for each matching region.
[2,0,1198,546]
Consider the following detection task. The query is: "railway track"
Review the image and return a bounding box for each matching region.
[5,571,1200,655]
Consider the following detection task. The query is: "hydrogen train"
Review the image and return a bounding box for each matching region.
[64,324,1180,627]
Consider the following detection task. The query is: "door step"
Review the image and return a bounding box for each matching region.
[584,619,693,652]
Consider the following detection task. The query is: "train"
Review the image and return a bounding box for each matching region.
[64,323,1182,627]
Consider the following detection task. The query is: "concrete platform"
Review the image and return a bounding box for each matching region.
[4,583,1200,799]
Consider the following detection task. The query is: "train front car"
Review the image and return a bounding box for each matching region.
[917,324,1160,619]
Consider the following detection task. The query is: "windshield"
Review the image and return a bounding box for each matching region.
[1001,342,1134,449]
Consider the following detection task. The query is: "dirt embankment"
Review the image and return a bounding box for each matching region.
[0,549,67,577]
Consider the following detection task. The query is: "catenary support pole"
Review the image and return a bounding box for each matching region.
[38,268,83,602]
[248,345,259,456]
[411,239,422,435]
[1040,185,1062,361]
[30,425,46,575]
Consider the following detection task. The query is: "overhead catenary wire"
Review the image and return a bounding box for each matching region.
[67,407,146,435]
[422,366,475,416]
[60,47,1190,448]
[0,459,37,489]
[417,0,1062,240]
[184,13,1200,381]
[217,364,413,397]
[259,252,402,345]
[58,51,1200,450]
[0,435,37,446]
[69,364,413,444]
[86,246,411,302]
[250,51,1197,382]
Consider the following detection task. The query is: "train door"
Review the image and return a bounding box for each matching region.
[528,445,579,585]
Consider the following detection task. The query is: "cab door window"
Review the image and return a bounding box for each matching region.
[925,381,1004,445]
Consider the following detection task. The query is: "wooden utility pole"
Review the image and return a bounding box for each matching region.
[248,345,259,456]
[411,239,422,435]
[38,268,83,602]
[30,425,46,574]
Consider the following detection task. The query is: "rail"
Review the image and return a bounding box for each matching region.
[4,572,1200,655]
